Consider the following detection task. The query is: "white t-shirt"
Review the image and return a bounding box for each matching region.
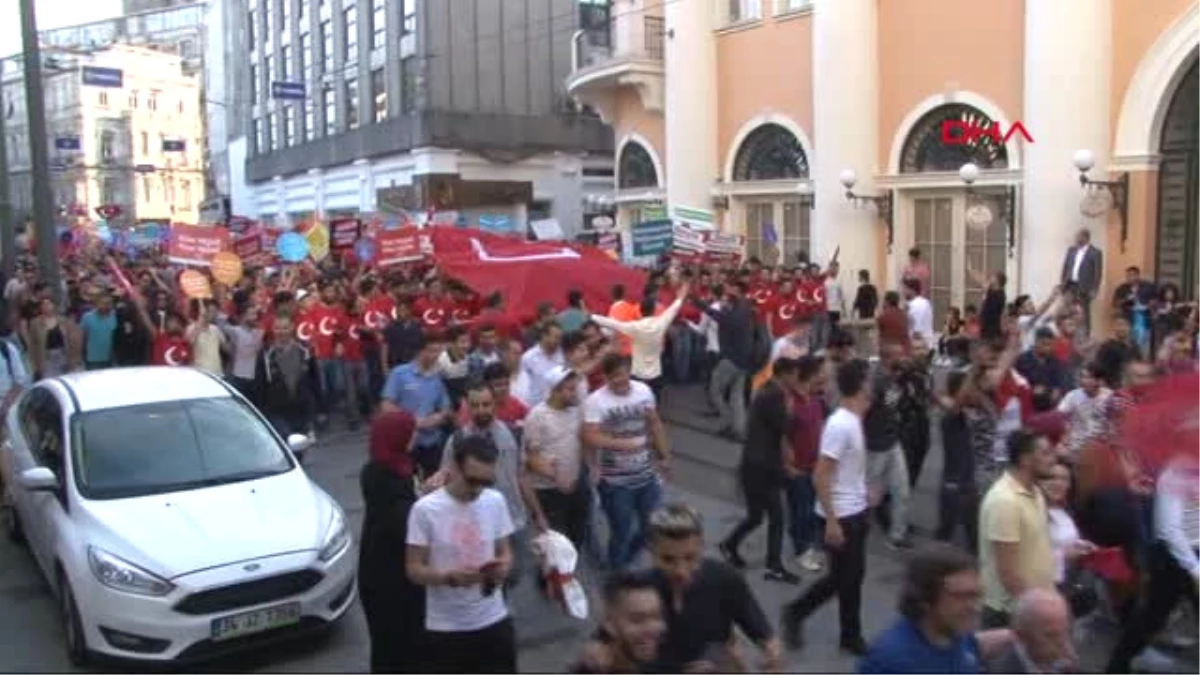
[906,296,935,345]
[1047,506,1080,584]
[225,325,263,380]
[518,346,565,407]
[524,402,584,490]
[1057,387,1112,458]
[815,407,869,519]
[406,487,515,632]
[771,335,806,363]
[583,381,658,487]
[437,350,471,380]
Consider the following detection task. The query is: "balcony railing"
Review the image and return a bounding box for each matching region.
[573,15,665,71]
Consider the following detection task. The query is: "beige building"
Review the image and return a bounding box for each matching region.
[4,43,205,225]
[567,0,1199,323]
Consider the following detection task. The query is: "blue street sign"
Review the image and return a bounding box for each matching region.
[271,81,306,100]
[54,136,81,151]
[81,66,123,88]
[134,164,156,174]
[162,139,186,152]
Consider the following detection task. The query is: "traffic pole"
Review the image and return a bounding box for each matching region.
[0,65,15,281]
[19,0,64,306]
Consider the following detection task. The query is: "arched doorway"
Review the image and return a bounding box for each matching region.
[617,141,659,190]
[731,123,811,264]
[1155,58,1198,298]
[900,103,1014,324]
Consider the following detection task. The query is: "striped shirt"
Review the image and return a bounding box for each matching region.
[583,381,658,487]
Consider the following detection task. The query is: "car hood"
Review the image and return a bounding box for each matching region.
[81,470,336,579]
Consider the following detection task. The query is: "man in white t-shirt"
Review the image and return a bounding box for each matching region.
[406,434,517,673]
[524,365,588,548]
[781,358,873,656]
[902,278,935,347]
[518,323,566,407]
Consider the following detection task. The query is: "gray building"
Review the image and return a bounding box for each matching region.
[239,0,614,237]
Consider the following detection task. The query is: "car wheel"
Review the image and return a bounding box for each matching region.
[58,572,90,667]
[1,482,23,544]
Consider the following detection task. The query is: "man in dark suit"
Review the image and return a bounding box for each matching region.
[1059,228,1104,336]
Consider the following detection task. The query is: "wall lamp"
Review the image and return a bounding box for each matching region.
[1073,149,1130,251]
[839,169,893,249]
[710,184,729,210]
[958,162,1017,258]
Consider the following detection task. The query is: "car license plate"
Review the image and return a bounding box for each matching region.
[211,602,301,642]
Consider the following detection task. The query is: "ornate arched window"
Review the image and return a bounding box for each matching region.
[899,104,1010,173]
[617,141,659,189]
[732,123,809,181]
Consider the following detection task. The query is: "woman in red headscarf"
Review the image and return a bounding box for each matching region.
[357,410,425,673]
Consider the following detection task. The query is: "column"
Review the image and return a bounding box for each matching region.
[663,2,717,220]
[812,0,879,278]
[1021,0,1112,294]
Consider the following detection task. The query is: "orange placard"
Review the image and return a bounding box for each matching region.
[210,251,244,285]
[179,269,213,299]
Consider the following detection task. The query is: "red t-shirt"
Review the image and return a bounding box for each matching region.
[796,278,825,317]
[299,304,340,360]
[451,295,481,325]
[767,295,799,338]
[748,284,775,318]
[152,332,193,366]
[341,312,363,361]
[363,294,396,331]
[413,295,452,331]
[473,308,521,343]
[790,393,825,472]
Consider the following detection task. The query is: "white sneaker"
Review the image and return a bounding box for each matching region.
[797,548,824,572]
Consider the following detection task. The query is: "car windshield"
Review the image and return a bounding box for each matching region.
[70,396,295,499]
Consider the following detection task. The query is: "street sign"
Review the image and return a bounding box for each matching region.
[270,81,306,100]
[630,219,673,258]
[54,136,81,151]
[134,164,156,174]
[81,66,123,88]
[162,139,186,152]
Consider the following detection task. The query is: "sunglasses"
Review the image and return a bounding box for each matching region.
[466,476,495,489]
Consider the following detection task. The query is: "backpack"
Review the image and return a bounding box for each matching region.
[748,319,773,373]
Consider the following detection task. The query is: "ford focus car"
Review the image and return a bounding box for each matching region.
[0,367,356,665]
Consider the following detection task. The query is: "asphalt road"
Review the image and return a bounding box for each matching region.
[0,385,1194,673]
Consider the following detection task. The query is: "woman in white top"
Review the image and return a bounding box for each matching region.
[1040,459,1096,584]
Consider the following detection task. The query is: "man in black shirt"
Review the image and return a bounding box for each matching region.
[578,503,783,672]
[382,295,424,370]
[718,357,801,583]
[570,573,667,674]
[864,342,912,548]
[977,270,1008,341]
[934,371,979,554]
[697,282,758,440]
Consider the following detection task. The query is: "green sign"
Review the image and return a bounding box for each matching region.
[639,205,668,222]
[630,219,673,257]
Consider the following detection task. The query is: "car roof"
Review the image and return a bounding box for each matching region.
[56,367,234,413]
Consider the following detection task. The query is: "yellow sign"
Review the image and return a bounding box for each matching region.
[305,222,330,261]
[179,270,213,299]
[210,251,244,285]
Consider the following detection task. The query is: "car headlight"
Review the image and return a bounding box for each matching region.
[318,508,350,562]
[87,546,174,596]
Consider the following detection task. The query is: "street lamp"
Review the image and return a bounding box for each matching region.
[796,181,815,209]
[1074,148,1130,251]
[709,184,729,211]
[840,168,894,249]
[958,162,1017,257]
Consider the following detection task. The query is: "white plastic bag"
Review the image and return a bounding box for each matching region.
[531,529,589,620]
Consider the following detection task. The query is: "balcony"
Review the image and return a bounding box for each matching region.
[566,15,665,123]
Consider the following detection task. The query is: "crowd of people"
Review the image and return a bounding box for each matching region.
[0,225,1195,674]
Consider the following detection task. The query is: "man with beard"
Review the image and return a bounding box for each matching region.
[978,430,1059,628]
[429,381,546,586]
[578,503,783,672]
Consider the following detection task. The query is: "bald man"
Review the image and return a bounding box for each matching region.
[989,589,1076,674]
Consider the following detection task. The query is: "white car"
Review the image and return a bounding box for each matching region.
[0,367,356,665]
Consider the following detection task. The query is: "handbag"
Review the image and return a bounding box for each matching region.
[1059,567,1100,618]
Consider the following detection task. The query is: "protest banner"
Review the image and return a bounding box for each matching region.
[168,224,229,267]
[329,218,361,250]
[376,229,425,267]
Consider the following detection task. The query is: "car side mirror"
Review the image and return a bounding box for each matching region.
[18,466,59,492]
[286,433,313,459]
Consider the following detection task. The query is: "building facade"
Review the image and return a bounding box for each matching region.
[240,0,614,236]
[3,44,206,224]
[568,0,1199,322]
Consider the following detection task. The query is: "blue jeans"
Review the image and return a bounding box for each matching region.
[784,474,819,556]
[597,478,663,571]
[667,324,693,383]
[316,358,343,420]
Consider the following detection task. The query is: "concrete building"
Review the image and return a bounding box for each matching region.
[567,0,1199,321]
[240,0,614,237]
[3,44,206,224]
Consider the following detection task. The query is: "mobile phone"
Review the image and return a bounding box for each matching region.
[479,561,502,596]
